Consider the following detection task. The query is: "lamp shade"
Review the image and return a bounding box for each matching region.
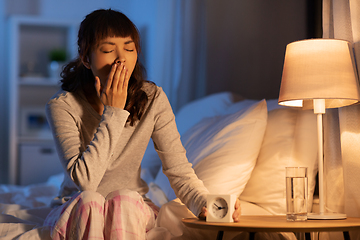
[278,39,360,109]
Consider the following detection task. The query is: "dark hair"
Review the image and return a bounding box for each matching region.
[61,9,150,126]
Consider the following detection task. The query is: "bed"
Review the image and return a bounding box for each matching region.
[0,92,320,239]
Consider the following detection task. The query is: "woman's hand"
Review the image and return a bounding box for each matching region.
[94,62,129,109]
[199,198,241,222]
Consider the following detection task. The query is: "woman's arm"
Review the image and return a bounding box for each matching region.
[46,98,129,191]
[47,62,131,192]
[151,88,209,216]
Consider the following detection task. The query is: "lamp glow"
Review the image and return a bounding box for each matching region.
[279,39,360,220]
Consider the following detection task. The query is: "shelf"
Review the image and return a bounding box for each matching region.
[18,136,54,144]
[19,77,61,86]
[7,16,78,185]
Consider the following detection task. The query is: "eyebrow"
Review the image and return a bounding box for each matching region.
[100,41,115,46]
[125,40,134,45]
[99,40,134,46]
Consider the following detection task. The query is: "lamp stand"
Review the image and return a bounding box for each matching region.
[307,99,347,220]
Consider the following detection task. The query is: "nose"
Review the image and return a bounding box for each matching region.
[114,49,126,64]
[114,58,126,65]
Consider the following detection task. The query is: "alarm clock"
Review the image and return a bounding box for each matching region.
[206,194,236,223]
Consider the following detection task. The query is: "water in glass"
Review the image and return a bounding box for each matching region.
[286,175,308,221]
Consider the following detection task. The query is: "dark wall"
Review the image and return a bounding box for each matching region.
[205,0,321,100]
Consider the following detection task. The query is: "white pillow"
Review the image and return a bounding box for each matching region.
[175,92,243,135]
[143,92,245,180]
[239,107,318,215]
[154,100,268,200]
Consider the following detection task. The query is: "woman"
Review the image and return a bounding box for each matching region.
[44,8,240,239]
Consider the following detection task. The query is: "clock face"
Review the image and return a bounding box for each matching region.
[210,197,229,219]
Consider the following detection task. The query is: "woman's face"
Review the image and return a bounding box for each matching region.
[85,36,138,87]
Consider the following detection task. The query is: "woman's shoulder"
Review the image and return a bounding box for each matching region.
[48,89,73,103]
[47,89,85,110]
[142,81,167,99]
[141,82,173,115]
[142,81,157,95]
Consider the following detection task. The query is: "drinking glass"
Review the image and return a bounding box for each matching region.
[286,167,308,221]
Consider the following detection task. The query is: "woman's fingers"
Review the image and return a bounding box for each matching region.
[98,62,129,109]
[94,76,101,98]
[233,199,241,222]
[122,68,129,91]
[198,206,207,220]
[112,62,128,92]
[112,63,122,90]
[104,63,117,91]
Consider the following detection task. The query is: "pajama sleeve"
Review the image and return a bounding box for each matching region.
[150,88,209,216]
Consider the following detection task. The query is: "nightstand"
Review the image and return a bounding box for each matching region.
[182,215,360,240]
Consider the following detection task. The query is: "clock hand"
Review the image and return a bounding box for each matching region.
[213,203,225,210]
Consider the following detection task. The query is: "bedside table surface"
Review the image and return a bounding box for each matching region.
[182,215,360,233]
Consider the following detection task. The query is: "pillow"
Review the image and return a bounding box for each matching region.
[175,92,243,135]
[239,107,318,215]
[143,92,245,179]
[154,100,268,200]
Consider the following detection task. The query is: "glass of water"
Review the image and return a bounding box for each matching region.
[286,167,308,221]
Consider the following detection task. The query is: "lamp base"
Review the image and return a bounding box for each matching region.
[308,212,347,220]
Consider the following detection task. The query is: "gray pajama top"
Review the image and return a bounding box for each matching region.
[45,82,208,216]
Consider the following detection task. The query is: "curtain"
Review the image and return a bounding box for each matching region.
[173,0,207,111]
[152,0,207,112]
[323,0,360,238]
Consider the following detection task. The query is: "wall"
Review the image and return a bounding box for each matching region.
[205,0,309,100]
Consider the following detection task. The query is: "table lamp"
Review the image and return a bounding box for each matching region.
[278,39,360,220]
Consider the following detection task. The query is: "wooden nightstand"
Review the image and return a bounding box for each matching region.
[182,215,360,240]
